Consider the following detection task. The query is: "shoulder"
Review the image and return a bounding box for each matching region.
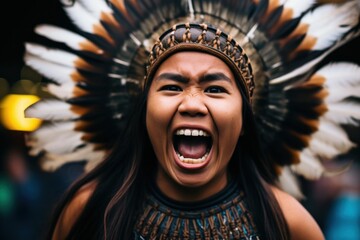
[52,181,97,240]
[270,186,325,240]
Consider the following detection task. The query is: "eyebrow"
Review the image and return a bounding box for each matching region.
[154,73,189,83]
[154,72,231,83]
[199,72,231,83]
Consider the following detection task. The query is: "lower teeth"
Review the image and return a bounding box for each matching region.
[176,153,208,164]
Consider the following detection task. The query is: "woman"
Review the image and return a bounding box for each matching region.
[48,23,324,240]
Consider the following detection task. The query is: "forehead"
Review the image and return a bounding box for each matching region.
[154,51,234,77]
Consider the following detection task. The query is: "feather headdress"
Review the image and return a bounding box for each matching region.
[24,0,360,198]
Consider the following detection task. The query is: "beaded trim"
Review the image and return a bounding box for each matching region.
[134,185,260,239]
[144,23,255,101]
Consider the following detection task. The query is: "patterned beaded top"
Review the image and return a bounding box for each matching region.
[135,180,260,240]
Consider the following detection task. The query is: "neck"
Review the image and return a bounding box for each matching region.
[155,171,229,202]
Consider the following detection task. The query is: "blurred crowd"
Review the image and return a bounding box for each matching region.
[0,130,84,239]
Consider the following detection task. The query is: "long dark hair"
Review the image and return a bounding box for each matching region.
[45,77,290,239]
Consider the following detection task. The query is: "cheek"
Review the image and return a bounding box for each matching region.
[146,94,178,152]
[146,95,175,131]
[214,101,243,149]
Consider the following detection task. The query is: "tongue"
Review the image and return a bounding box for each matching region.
[177,138,207,159]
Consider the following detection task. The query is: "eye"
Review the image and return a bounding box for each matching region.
[160,85,182,91]
[205,86,227,93]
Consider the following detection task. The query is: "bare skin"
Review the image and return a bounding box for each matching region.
[272,186,325,240]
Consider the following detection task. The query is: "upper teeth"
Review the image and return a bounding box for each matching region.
[175,129,209,137]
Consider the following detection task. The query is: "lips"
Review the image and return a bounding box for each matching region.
[173,128,212,166]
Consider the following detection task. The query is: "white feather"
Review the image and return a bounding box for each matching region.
[27,122,83,155]
[62,0,102,33]
[40,132,84,154]
[302,2,359,50]
[284,0,315,18]
[40,144,106,172]
[35,25,89,51]
[46,82,76,100]
[308,137,349,160]
[324,102,360,125]
[321,63,360,102]
[326,86,360,103]
[25,43,78,68]
[270,2,360,84]
[78,0,113,18]
[25,99,78,120]
[24,53,74,84]
[311,119,356,154]
[293,148,324,179]
[320,62,360,87]
[28,121,77,145]
[277,166,305,199]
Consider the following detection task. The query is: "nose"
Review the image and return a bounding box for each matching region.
[178,93,208,116]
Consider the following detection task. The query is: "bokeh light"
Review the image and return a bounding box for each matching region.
[0,94,42,131]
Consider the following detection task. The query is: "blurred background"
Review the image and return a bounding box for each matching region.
[0,1,359,239]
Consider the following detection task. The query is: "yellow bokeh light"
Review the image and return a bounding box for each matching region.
[0,94,42,131]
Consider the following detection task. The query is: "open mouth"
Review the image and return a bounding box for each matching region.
[173,129,212,164]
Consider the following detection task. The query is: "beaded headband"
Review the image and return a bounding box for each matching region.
[144,23,255,101]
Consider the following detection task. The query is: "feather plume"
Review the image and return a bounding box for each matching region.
[77,0,112,18]
[302,1,359,50]
[285,0,315,18]
[46,82,76,100]
[326,86,360,103]
[24,53,74,84]
[25,43,78,67]
[25,100,78,120]
[322,62,360,87]
[27,121,77,145]
[309,119,356,156]
[321,62,360,103]
[324,102,360,125]
[40,144,106,171]
[35,24,103,53]
[27,122,84,155]
[293,149,324,179]
[62,0,100,33]
[277,166,304,199]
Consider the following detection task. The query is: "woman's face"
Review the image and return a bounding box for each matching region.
[146,51,243,200]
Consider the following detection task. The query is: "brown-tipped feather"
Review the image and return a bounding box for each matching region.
[70,105,94,115]
[313,103,328,115]
[278,23,310,48]
[72,86,90,98]
[296,116,320,132]
[300,75,326,87]
[289,35,317,60]
[74,59,106,73]
[268,8,295,36]
[101,11,126,36]
[79,41,107,55]
[110,0,136,27]
[286,129,312,149]
[282,144,301,164]
[92,23,116,47]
